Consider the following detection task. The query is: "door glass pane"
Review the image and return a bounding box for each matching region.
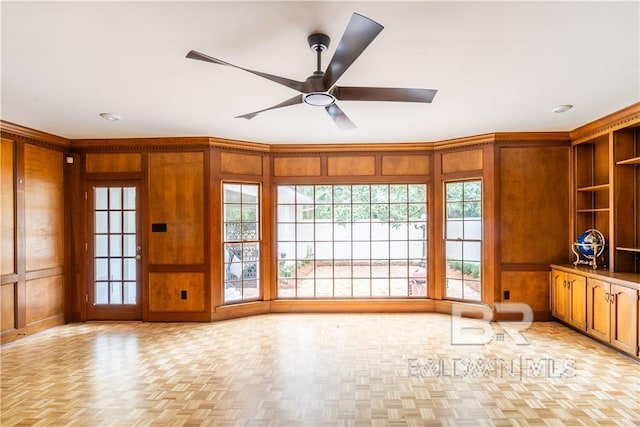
[109,235,122,257]
[96,282,108,304]
[123,212,136,233]
[110,282,122,304]
[95,235,108,257]
[123,235,136,257]
[123,282,136,304]
[109,212,122,233]
[123,187,136,210]
[95,259,108,281]
[95,212,108,234]
[123,258,136,281]
[110,258,122,280]
[109,188,121,209]
[95,188,108,210]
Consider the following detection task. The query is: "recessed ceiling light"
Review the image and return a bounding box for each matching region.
[552,104,573,113]
[99,112,122,121]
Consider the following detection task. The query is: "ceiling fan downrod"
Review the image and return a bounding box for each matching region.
[307,33,330,76]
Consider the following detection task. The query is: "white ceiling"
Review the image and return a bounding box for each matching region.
[1,1,639,144]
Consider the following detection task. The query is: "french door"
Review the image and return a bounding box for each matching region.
[87,183,142,320]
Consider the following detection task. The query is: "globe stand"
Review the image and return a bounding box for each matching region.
[572,229,606,270]
[571,242,605,270]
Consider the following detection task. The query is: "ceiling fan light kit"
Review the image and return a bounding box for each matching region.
[186,13,437,130]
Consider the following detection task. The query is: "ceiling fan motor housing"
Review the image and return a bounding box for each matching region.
[307,33,330,52]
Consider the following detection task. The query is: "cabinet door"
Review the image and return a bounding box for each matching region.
[567,273,587,330]
[610,284,638,354]
[551,270,568,321]
[587,279,611,342]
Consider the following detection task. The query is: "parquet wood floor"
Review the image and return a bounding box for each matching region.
[1,313,639,426]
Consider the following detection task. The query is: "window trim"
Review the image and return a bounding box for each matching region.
[275,183,428,299]
[221,181,262,304]
[443,178,483,302]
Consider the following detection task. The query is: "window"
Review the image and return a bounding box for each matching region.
[444,180,482,301]
[222,183,260,303]
[276,184,427,298]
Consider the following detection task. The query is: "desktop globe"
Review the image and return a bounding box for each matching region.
[572,229,606,269]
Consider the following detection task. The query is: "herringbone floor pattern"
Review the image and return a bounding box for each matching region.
[1,314,639,426]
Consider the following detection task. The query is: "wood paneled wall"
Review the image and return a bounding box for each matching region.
[0,120,582,333]
[497,143,570,319]
[148,151,208,320]
[0,128,68,344]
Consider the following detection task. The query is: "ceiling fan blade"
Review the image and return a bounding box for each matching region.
[186,50,305,93]
[325,103,356,131]
[322,13,384,90]
[235,95,303,120]
[333,86,437,103]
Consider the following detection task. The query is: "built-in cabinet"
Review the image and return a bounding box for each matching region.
[551,269,586,330]
[587,278,639,355]
[551,265,639,358]
[552,104,640,359]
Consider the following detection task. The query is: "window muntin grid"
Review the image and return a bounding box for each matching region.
[94,186,137,305]
[222,183,260,304]
[444,180,482,301]
[276,184,427,298]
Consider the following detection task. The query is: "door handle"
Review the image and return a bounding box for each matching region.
[604,293,610,302]
[136,246,141,260]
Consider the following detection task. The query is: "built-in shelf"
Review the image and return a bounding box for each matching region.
[576,184,610,192]
[616,247,640,253]
[576,208,610,213]
[616,156,640,165]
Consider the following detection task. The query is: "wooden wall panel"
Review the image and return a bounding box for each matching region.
[499,146,569,264]
[220,152,262,175]
[149,272,205,312]
[442,149,483,174]
[273,157,321,177]
[24,144,64,272]
[148,152,204,265]
[382,154,430,175]
[327,156,376,176]
[25,275,64,324]
[500,271,549,312]
[86,153,141,173]
[1,284,15,332]
[1,138,14,275]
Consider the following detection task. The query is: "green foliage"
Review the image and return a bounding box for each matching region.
[305,184,426,224]
[445,180,482,219]
[446,260,481,279]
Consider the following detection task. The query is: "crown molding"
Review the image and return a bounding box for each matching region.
[71,137,213,151]
[209,137,270,153]
[0,120,70,148]
[493,132,570,144]
[570,102,640,144]
[269,141,433,155]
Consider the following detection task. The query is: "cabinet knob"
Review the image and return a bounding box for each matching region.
[604,293,610,302]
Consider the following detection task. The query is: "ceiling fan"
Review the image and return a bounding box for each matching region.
[186,13,437,130]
